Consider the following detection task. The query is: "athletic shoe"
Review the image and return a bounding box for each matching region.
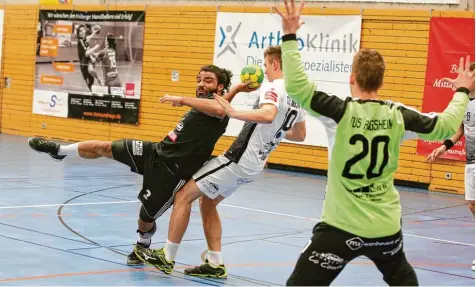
[134,245,175,274]
[127,241,150,265]
[184,250,227,279]
[28,137,65,161]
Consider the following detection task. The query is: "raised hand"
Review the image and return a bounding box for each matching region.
[425,145,447,163]
[214,93,237,118]
[235,81,261,93]
[273,0,305,35]
[160,94,183,107]
[442,56,475,92]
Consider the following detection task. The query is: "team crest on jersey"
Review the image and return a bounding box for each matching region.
[132,140,143,156]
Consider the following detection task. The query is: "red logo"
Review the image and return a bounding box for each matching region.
[167,131,177,142]
[264,91,278,102]
[125,83,135,96]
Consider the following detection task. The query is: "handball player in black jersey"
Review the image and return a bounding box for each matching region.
[28,65,256,265]
[76,24,102,92]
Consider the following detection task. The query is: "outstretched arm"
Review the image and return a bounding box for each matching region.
[426,123,464,162]
[401,56,473,141]
[281,36,348,124]
[215,95,278,124]
[160,82,257,119]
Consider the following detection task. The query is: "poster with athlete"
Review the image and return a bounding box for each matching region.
[32,9,145,124]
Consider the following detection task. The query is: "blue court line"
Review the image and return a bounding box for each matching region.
[67,230,307,251]
[0,221,96,246]
[0,233,224,286]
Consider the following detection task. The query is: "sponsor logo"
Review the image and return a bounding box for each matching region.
[308,252,345,270]
[383,241,402,256]
[202,180,219,195]
[216,22,242,58]
[217,20,358,53]
[237,178,253,185]
[264,90,278,102]
[345,236,401,251]
[175,118,185,132]
[167,131,177,142]
[132,140,143,156]
[110,87,124,97]
[125,83,135,96]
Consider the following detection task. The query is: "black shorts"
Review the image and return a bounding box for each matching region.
[286,222,418,286]
[111,139,186,219]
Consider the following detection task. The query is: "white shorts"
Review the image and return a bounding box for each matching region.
[465,164,475,201]
[193,155,258,199]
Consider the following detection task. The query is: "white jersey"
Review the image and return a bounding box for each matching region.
[224,79,305,172]
[463,99,475,164]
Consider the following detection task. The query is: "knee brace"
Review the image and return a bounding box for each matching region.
[139,205,155,223]
[137,220,157,240]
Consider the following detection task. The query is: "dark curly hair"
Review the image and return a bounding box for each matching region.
[199,65,233,93]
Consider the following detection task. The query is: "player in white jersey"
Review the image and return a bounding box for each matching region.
[133,45,307,278]
[426,62,475,271]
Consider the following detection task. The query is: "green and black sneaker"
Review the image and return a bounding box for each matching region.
[184,251,227,279]
[134,245,175,274]
[127,241,150,265]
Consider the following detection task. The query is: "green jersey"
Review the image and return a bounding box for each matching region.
[281,37,470,238]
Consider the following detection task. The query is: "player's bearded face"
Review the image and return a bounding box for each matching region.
[196,71,219,99]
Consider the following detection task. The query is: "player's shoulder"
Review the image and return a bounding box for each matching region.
[263,79,286,93]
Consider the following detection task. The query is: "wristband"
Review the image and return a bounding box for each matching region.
[282,34,297,42]
[456,87,471,95]
[443,139,454,150]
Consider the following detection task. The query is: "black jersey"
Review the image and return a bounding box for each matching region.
[155,108,229,179]
[77,38,90,65]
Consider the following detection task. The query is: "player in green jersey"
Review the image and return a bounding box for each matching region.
[274,0,475,285]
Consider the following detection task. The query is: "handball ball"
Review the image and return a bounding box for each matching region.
[240,64,264,89]
[93,24,101,34]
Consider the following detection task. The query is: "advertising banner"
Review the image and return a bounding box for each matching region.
[33,9,145,124]
[214,12,362,147]
[417,17,475,160]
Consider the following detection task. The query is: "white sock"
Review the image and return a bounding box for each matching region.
[58,143,79,157]
[164,240,180,262]
[206,250,223,266]
[137,236,151,246]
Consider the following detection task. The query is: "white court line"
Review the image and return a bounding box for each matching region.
[0,200,137,210]
[1,200,474,247]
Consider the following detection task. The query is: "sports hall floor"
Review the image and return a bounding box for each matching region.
[0,133,474,286]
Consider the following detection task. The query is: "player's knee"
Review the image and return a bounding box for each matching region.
[199,195,221,212]
[383,255,418,286]
[139,206,155,224]
[94,141,112,158]
[175,180,201,205]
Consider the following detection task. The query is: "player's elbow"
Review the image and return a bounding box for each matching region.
[296,130,306,142]
[261,114,274,124]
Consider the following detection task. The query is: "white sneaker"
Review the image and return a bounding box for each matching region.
[472,260,475,271]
